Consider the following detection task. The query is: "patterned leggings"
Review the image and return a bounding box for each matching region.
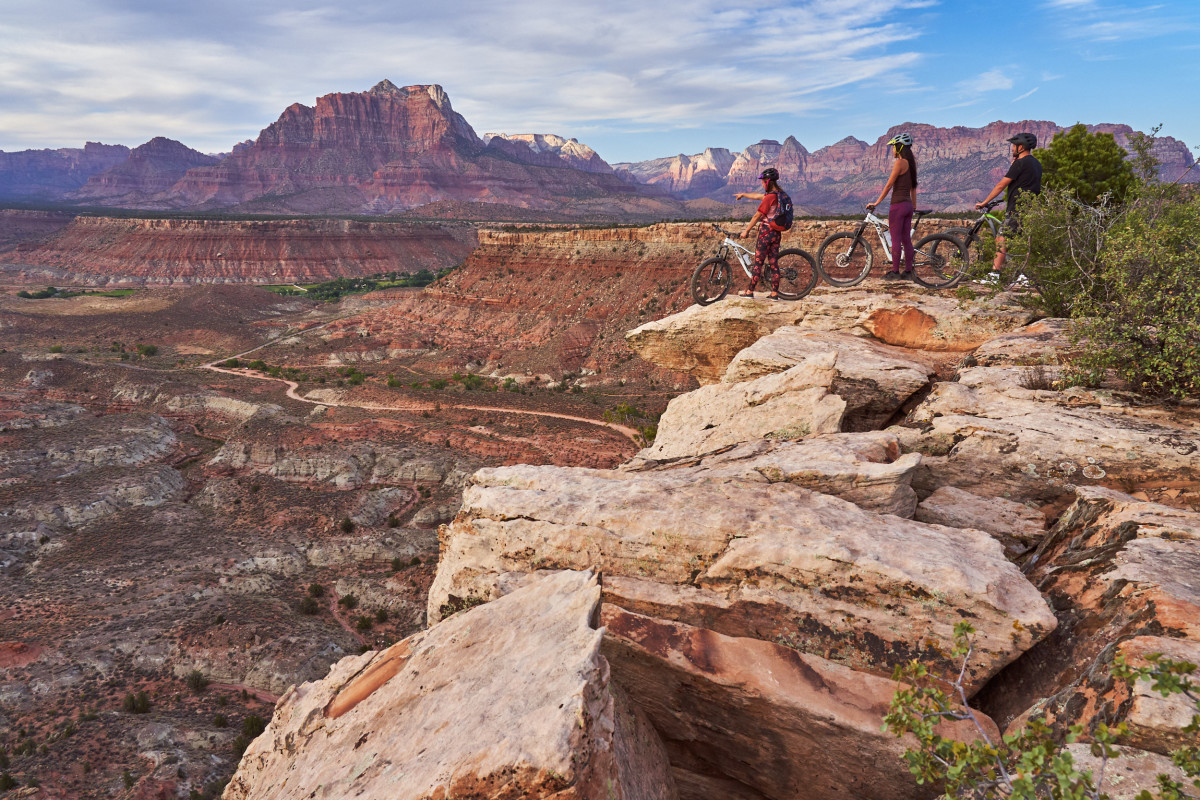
[748,225,781,291]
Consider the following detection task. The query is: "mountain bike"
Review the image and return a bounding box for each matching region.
[945,199,1004,264]
[815,206,968,289]
[689,224,818,305]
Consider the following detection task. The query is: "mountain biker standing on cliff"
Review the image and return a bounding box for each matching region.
[977,132,1042,271]
[866,132,918,281]
[734,167,790,299]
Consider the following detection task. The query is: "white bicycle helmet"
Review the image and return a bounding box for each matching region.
[887,132,913,148]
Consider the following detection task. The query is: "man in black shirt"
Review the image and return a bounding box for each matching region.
[977,132,1042,271]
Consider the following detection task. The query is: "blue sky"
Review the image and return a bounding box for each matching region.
[2,0,1197,163]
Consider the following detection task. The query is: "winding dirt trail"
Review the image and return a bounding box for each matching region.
[200,336,640,442]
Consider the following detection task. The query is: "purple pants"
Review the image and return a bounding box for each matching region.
[889,200,914,273]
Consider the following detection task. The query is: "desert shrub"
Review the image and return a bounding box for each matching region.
[222,358,241,368]
[1041,123,1136,205]
[338,594,358,610]
[232,734,251,757]
[136,344,158,357]
[428,378,448,390]
[212,714,228,728]
[340,517,355,533]
[121,691,151,713]
[374,608,388,623]
[297,596,320,615]
[247,359,267,371]
[122,770,136,789]
[307,583,325,598]
[185,670,209,694]
[1069,186,1200,399]
[387,515,399,528]
[0,773,17,791]
[885,622,1199,799]
[390,556,403,571]
[0,749,7,769]
[459,373,484,390]
[438,595,486,618]
[49,344,63,353]
[242,715,267,738]
[355,615,373,631]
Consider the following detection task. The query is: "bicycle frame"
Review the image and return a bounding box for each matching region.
[853,209,926,262]
[714,229,756,279]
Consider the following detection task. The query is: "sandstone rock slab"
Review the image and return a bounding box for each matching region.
[622,431,921,517]
[601,605,996,800]
[429,464,1056,693]
[626,292,1035,383]
[916,486,1046,558]
[641,354,846,460]
[724,328,935,430]
[225,570,677,800]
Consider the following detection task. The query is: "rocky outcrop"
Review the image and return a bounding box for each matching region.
[0,215,476,284]
[67,137,220,205]
[627,292,1036,384]
[225,570,678,800]
[969,317,1072,366]
[723,328,936,429]
[602,604,996,800]
[0,142,130,200]
[209,439,473,489]
[976,487,1200,748]
[894,367,1200,505]
[617,121,1197,211]
[483,133,613,173]
[1068,744,1195,800]
[164,82,648,215]
[429,463,1056,693]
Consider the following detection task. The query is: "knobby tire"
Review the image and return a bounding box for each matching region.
[690,256,732,306]
[817,232,873,287]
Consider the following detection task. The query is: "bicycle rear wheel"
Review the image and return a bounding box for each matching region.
[689,256,732,305]
[775,248,818,300]
[816,232,873,287]
[910,233,968,289]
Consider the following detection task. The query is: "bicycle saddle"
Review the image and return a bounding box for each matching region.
[915,208,933,215]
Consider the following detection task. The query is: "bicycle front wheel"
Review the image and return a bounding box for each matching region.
[689,256,732,306]
[816,232,873,287]
[910,233,968,289]
[775,248,818,300]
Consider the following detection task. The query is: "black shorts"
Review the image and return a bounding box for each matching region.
[1001,213,1020,236]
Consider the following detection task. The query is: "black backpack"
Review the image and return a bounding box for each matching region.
[770,191,794,231]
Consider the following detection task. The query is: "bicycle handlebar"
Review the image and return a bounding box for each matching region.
[980,199,1003,211]
[712,223,739,237]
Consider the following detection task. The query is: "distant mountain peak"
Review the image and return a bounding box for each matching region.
[369,79,403,95]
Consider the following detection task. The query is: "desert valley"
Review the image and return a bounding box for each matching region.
[1,81,1199,800]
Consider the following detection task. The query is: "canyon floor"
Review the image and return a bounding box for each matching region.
[2,219,1199,799]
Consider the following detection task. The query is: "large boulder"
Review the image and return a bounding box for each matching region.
[723,328,936,430]
[622,431,921,517]
[625,292,1036,384]
[225,570,677,800]
[601,604,997,800]
[640,353,846,460]
[893,367,1200,505]
[975,486,1200,749]
[1067,744,1196,800]
[915,486,1046,558]
[428,464,1056,694]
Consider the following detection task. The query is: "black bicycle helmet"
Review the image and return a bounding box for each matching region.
[759,167,779,181]
[1007,132,1037,149]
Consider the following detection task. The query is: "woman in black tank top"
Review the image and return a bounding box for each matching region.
[867,133,919,280]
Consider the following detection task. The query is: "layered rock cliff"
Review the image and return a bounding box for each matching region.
[164,81,646,215]
[0,214,476,284]
[0,141,130,201]
[617,121,1197,211]
[68,137,220,206]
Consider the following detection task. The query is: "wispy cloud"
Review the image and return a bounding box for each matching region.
[957,68,1014,94]
[1013,87,1039,102]
[0,0,935,155]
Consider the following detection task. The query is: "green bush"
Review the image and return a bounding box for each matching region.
[307,583,325,598]
[0,773,17,791]
[340,517,354,533]
[355,615,373,631]
[338,594,358,610]
[1070,187,1200,399]
[242,715,267,738]
[185,670,209,694]
[121,691,151,713]
[1041,123,1136,205]
[298,596,320,615]
[222,358,241,368]
[213,714,228,728]
[49,344,63,353]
